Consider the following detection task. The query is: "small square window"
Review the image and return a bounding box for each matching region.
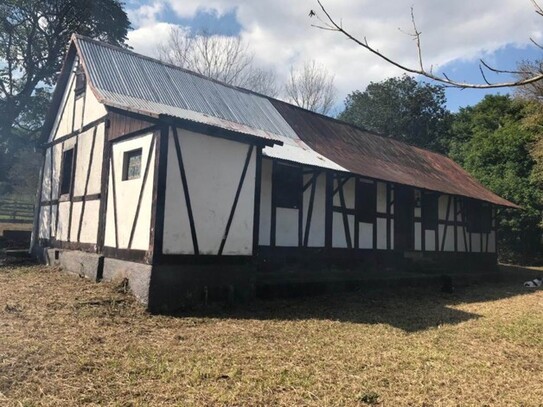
[60,148,75,195]
[122,148,142,181]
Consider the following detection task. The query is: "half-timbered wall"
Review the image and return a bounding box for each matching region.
[259,157,496,254]
[38,56,107,247]
[259,159,395,250]
[104,132,156,251]
[162,128,257,256]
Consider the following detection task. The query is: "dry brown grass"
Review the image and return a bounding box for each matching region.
[1,265,542,406]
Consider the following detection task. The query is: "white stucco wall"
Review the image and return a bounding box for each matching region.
[302,172,326,247]
[49,59,106,142]
[162,128,256,255]
[104,133,155,250]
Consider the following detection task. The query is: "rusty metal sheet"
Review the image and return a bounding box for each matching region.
[270,99,518,208]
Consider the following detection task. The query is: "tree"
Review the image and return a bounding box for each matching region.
[310,0,543,89]
[284,60,337,115]
[158,27,280,97]
[515,60,543,100]
[338,75,451,152]
[449,95,543,261]
[0,0,130,197]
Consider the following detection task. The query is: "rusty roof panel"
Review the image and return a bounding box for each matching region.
[270,99,518,208]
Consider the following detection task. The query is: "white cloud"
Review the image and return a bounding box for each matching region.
[126,0,542,105]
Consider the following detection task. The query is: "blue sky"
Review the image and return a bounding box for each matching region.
[125,0,543,113]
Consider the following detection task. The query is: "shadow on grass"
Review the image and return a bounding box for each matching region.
[169,265,542,333]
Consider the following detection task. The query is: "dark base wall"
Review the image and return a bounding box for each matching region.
[37,246,498,313]
[256,247,498,274]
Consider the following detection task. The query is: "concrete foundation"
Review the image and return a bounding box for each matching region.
[46,248,103,281]
[102,257,153,304]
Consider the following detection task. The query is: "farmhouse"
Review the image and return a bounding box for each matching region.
[33,35,518,311]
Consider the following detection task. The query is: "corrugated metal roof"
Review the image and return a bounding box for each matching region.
[74,35,297,143]
[270,100,519,208]
[71,35,517,208]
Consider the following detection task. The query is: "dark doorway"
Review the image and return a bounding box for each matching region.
[394,186,414,251]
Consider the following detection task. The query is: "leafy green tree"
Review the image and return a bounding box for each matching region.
[0,0,130,197]
[450,95,543,261]
[338,75,452,152]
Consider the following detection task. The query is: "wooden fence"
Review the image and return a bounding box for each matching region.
[0,199,34,224]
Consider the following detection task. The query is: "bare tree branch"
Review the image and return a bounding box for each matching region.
[157,27,279,97]
[311,0,543,89]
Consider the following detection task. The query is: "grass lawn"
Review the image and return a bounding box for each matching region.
[0,265,542,406]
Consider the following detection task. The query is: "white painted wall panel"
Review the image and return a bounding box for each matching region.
[51,144,62,200]
[390,219,394,250]
[276,208,299,247]
[163,129,255,255]
[41,148,52,201]
[79,200,100,244]
[359,222,373,249]
[50,58,106,143]
[82,83,107,126]
[258,159,273,246]
[104,133,155,250]
[425,230,436,251]
[332,213,354,248]
[377,182,387,213]
[303,172,326,247]
[376,217,387,250]
[183,130,254,255]
[73,128,94,197]
[438,195,448,220]
[73,96,84,131]
[439,224,455,252]
[56,201,71,241]
[52,67,76,140]
[414,222,422,250]
[50,205,57,238]
[163,136,194,254]
[488,231,496,253]
[457,227,466,252]
[70,201,83,241]
[88,125,105,195]
[222,149,256,255]
[38,206,51,239]
[333,177,355,208]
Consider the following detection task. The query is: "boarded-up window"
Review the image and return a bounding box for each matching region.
[467,200,492,233]
[273,163,302,209]
[422,192,438,230]
[356,180,376,222]
[60,148,75,196]
[122,148,142,181]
